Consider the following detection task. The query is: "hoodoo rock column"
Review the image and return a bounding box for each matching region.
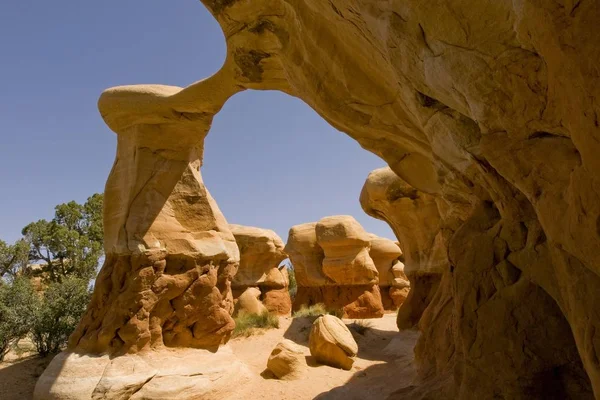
[229,224,291,315]
[367,234,409,310]
[361,167,447,329]
[286,215,394,318]
[35,71,255,399]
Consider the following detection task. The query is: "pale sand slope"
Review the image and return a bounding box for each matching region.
[0,313,418,400]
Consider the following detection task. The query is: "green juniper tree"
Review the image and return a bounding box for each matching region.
[22,194,103,284]
[0,278,37,360]
[31,278,91,356]
[0,239,30,280]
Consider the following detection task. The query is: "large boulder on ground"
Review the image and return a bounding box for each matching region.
[266,339,307,380]
[309,315,358,370]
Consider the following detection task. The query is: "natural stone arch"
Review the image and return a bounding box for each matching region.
[36,0,600,399]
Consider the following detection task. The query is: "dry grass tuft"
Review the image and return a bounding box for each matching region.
[232,311,280,338]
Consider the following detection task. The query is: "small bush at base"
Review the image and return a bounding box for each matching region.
[0,279,37,361]
[232,311,280,338]
[31,278,90,356]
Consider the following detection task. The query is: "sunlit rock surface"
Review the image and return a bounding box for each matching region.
[229,224,291,315]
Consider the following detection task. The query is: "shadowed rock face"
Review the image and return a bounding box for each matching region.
[38,0,600,398]
[361,167,446,329]
[200,0,598,397]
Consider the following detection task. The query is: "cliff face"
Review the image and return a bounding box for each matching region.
[198,1,599,397]
[37,1,600,398]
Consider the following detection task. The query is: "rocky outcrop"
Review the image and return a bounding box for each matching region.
[266,339,307,380]
[39,1,600,398]
[234,287,267,316]
[34,347,251,400]
[368,234,408,310]
[316,216,379,285]
[284,222,326,287]
[361,167,447,328]
[309,315,358,370]
[37,53,249,398]
[286,216,388,318]
[68,84,243,356]
[229,224,291,315]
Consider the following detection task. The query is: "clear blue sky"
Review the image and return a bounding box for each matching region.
[0,1,393,244]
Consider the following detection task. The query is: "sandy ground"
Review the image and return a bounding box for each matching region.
[0,339,55,400]
[0,313,419,400]
[230,313,419,400]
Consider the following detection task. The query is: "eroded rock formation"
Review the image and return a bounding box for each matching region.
[229,224,291,315]
[361,167,447,329]
[309,315,358,371]
[367,233,408,310]
[38,0,600,398]
[37,53,253,398]
[286,216,391,318]
[266,339,307,380]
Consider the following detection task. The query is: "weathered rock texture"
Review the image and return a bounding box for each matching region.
[361,167,447,328]
[309,315,358,371]
[34,347,251,400]
[234,287,267,316]
[368,233,408,310]
[286,216,391,318]
[38,47,252,398]
[266,339,307,380]
[229,224,291,315]
[38,0,600,398]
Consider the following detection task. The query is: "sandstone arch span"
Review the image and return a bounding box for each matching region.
[37,1,600,399]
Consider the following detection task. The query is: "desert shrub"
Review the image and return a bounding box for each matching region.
[31,278,90,356]
[232,311,280,338]
[293,303,344,319]
[0,278,37,361]
[293,303,328,318]
[348,320,373,335]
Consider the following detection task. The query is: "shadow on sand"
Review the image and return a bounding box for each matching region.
[282,315,421,400]
[0,355,55,400]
